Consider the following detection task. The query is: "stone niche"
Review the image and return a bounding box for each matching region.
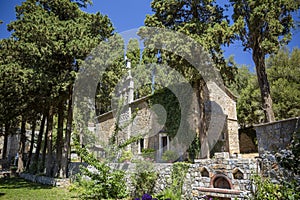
[211,174,233,189]
[190,152,257,200]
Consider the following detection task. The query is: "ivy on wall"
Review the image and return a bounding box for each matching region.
[148,84,200,161]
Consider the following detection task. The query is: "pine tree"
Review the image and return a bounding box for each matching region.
[1,0,114,177]
[230,0,300,122]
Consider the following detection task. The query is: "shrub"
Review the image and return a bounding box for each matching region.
[251,174,300,200]
[156,162,189,200]
[131,161,158,197]
[162,150,178,162]
[71,141,128,199]
[141,148,156,160]
[119,150,133,162]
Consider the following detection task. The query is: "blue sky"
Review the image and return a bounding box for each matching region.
[1,0,299,71]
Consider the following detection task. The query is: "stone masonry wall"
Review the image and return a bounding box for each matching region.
[206,82,240,154]
[69,153,258,199]
[96,84,240,157]
[254,117,300,154]
[20,173,70,187]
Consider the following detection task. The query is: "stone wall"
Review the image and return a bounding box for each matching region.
[258,151,299,185]
[254,117,300,154]
[188,153,256,200]
[95,83,240,159]
[69,152,258,199]
[20,173,70,187]
[206,82,239,154]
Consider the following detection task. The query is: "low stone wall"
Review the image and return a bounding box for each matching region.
[69,153,258,199]
[20,173,70,187]
[258,151,300,185]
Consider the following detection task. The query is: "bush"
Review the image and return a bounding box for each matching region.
[251,174,300,200]
[161,150,178,162]
[156,162,189,200]
[119,150,133,162]
[276,131,300,176]
[131,161,158,197]
[141,148,156,160]
[71,142,128,199]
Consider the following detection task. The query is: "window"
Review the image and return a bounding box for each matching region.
[162,136,168,153]
[158,133,169,160]
[138,138,144,154]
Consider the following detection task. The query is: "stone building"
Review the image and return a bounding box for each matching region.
[95,61,239,161]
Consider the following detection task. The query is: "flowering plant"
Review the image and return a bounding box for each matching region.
[134,193,156,200]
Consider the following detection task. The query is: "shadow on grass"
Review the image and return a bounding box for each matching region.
[0,177,53,190]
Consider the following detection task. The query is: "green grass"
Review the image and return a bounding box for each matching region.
[0,177,78,200]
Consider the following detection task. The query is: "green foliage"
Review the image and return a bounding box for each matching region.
[230,0,300,122]
[119,150,133,162]
[251,174,300,200]
[162,150,178,162]
[276,131,300,176]
[131,161,158,197]
[187,136,201,162]
[72,140,128,199]
[233,48,300,127]
[141,148,156,160]
[236,70,264,127]
[148,87,180,138]
[1,0,114,176]
[144,0,237,83]
[230,0,299,54]
[126,38,141,68]
[157,162,189,200]
[155,187,180,200]
[267,47,300,119]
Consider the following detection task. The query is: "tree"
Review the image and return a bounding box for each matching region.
[2,0,114,177]
[95,36,126,115]
[267,47,300,119]
[0,38,35,160]
[230,0,300,122]
[144,0,237,80]
[235,67,264,127]
[232,47,300,127]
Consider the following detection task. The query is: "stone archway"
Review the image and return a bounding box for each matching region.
[210,174,233,189]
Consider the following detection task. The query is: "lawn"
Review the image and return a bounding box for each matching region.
[0,177,78,200]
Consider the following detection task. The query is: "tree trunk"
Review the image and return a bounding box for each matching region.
[41,115,48,173]
[32,114,46,173]
[195,79,209,159]
[17,119,26,173]
[253,44,275,122]
[62,87,73,178]
[46,107,54,177]
[2,123,10,160]
[25,121,36,171]
[54,100,65,177]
